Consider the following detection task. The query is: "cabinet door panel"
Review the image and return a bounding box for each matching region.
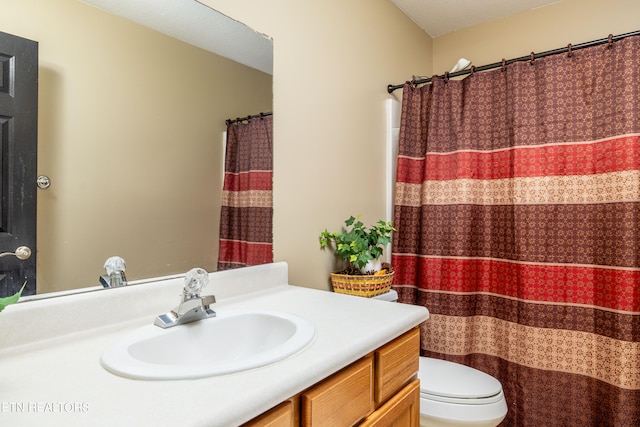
[375,328,420,405]
[359,379,420,427]
[243,399,297,427]
[302,355,374,427]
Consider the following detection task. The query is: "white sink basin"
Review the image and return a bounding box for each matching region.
[101,310,316,380]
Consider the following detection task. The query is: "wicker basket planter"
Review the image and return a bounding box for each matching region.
[319,215,396,298]
[330,267,394,298]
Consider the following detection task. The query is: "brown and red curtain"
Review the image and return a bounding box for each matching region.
[217,114,273,270]
[392,35,640,426]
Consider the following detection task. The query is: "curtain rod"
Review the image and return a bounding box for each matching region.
[225,111,273,126]
[387,30,640,94]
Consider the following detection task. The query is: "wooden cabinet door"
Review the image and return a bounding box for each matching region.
[302,355,374,427]
[243,399,297,427]
[374,328,420,405]
[359,379,420,427]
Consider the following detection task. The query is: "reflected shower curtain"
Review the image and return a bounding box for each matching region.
[392,35,640,426]
[217,114,273,270]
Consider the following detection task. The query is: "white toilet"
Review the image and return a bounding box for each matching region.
[372,290,508,426]
[418,356,507,427]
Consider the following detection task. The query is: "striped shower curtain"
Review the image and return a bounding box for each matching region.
[392,35,639,426]
[217,114,273,270]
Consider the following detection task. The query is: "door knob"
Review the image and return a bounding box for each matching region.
[0,246,32,260]
[37,175,51,189]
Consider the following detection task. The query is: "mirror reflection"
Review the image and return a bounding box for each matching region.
[1,0,273,295]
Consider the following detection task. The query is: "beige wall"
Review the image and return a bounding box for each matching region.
[2,0,272,293]
[203,0,433,290]
[205,0,639,292]
[432,0,640,76]
[12,0,631,294]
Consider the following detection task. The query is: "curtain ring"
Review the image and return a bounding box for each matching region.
[444,71,449,82]
[501,58,506,72]
[608,34,613,47]
[470,65,476,76]
[567,43,573,57]
[530,52,535,65]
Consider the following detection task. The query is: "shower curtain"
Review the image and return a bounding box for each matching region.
[217,114,273,270]
[392,35,639,426]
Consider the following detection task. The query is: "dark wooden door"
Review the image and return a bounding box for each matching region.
[0,31,38,297]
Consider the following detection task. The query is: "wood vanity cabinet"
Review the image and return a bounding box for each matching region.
[244,327,420,427]
[243,399,299,427]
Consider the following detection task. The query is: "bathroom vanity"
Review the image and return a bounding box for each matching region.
[0,262,428,426]
[247,328,421,426]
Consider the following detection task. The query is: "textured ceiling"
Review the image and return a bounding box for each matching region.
[391,0,562,37]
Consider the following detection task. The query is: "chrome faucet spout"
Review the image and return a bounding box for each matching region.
[154,268,216,329]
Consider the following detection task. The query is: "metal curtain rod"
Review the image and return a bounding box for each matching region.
[387,30,640,94]
[225,111,273,126]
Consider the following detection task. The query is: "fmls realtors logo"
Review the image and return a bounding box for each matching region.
[1,402,90,413]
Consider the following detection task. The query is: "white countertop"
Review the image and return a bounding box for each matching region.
[0,262,428,427]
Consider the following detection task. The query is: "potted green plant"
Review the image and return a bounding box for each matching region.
[319,215,395,297]
[0,282,26,313]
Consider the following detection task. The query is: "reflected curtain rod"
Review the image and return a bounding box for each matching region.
[387,30,640,94]
[225,111,272,126]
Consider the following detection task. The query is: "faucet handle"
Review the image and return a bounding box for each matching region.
[102,256,127,288]
[104,256,126,275]
[183,268,209,297]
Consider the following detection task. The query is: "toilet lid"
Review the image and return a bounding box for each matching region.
[419,357,503,400]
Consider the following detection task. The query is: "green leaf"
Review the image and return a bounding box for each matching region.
[0,282,26,312]
[318,215,396,269]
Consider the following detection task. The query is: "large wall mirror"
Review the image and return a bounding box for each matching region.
[2,0,273,296]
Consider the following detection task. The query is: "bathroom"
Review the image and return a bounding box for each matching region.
[1,0,638,426]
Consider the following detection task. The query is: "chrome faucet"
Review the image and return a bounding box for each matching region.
[154,268,216,328]
[99,256,128,288]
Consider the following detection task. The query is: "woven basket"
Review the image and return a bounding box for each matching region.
[330,267,394,298]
